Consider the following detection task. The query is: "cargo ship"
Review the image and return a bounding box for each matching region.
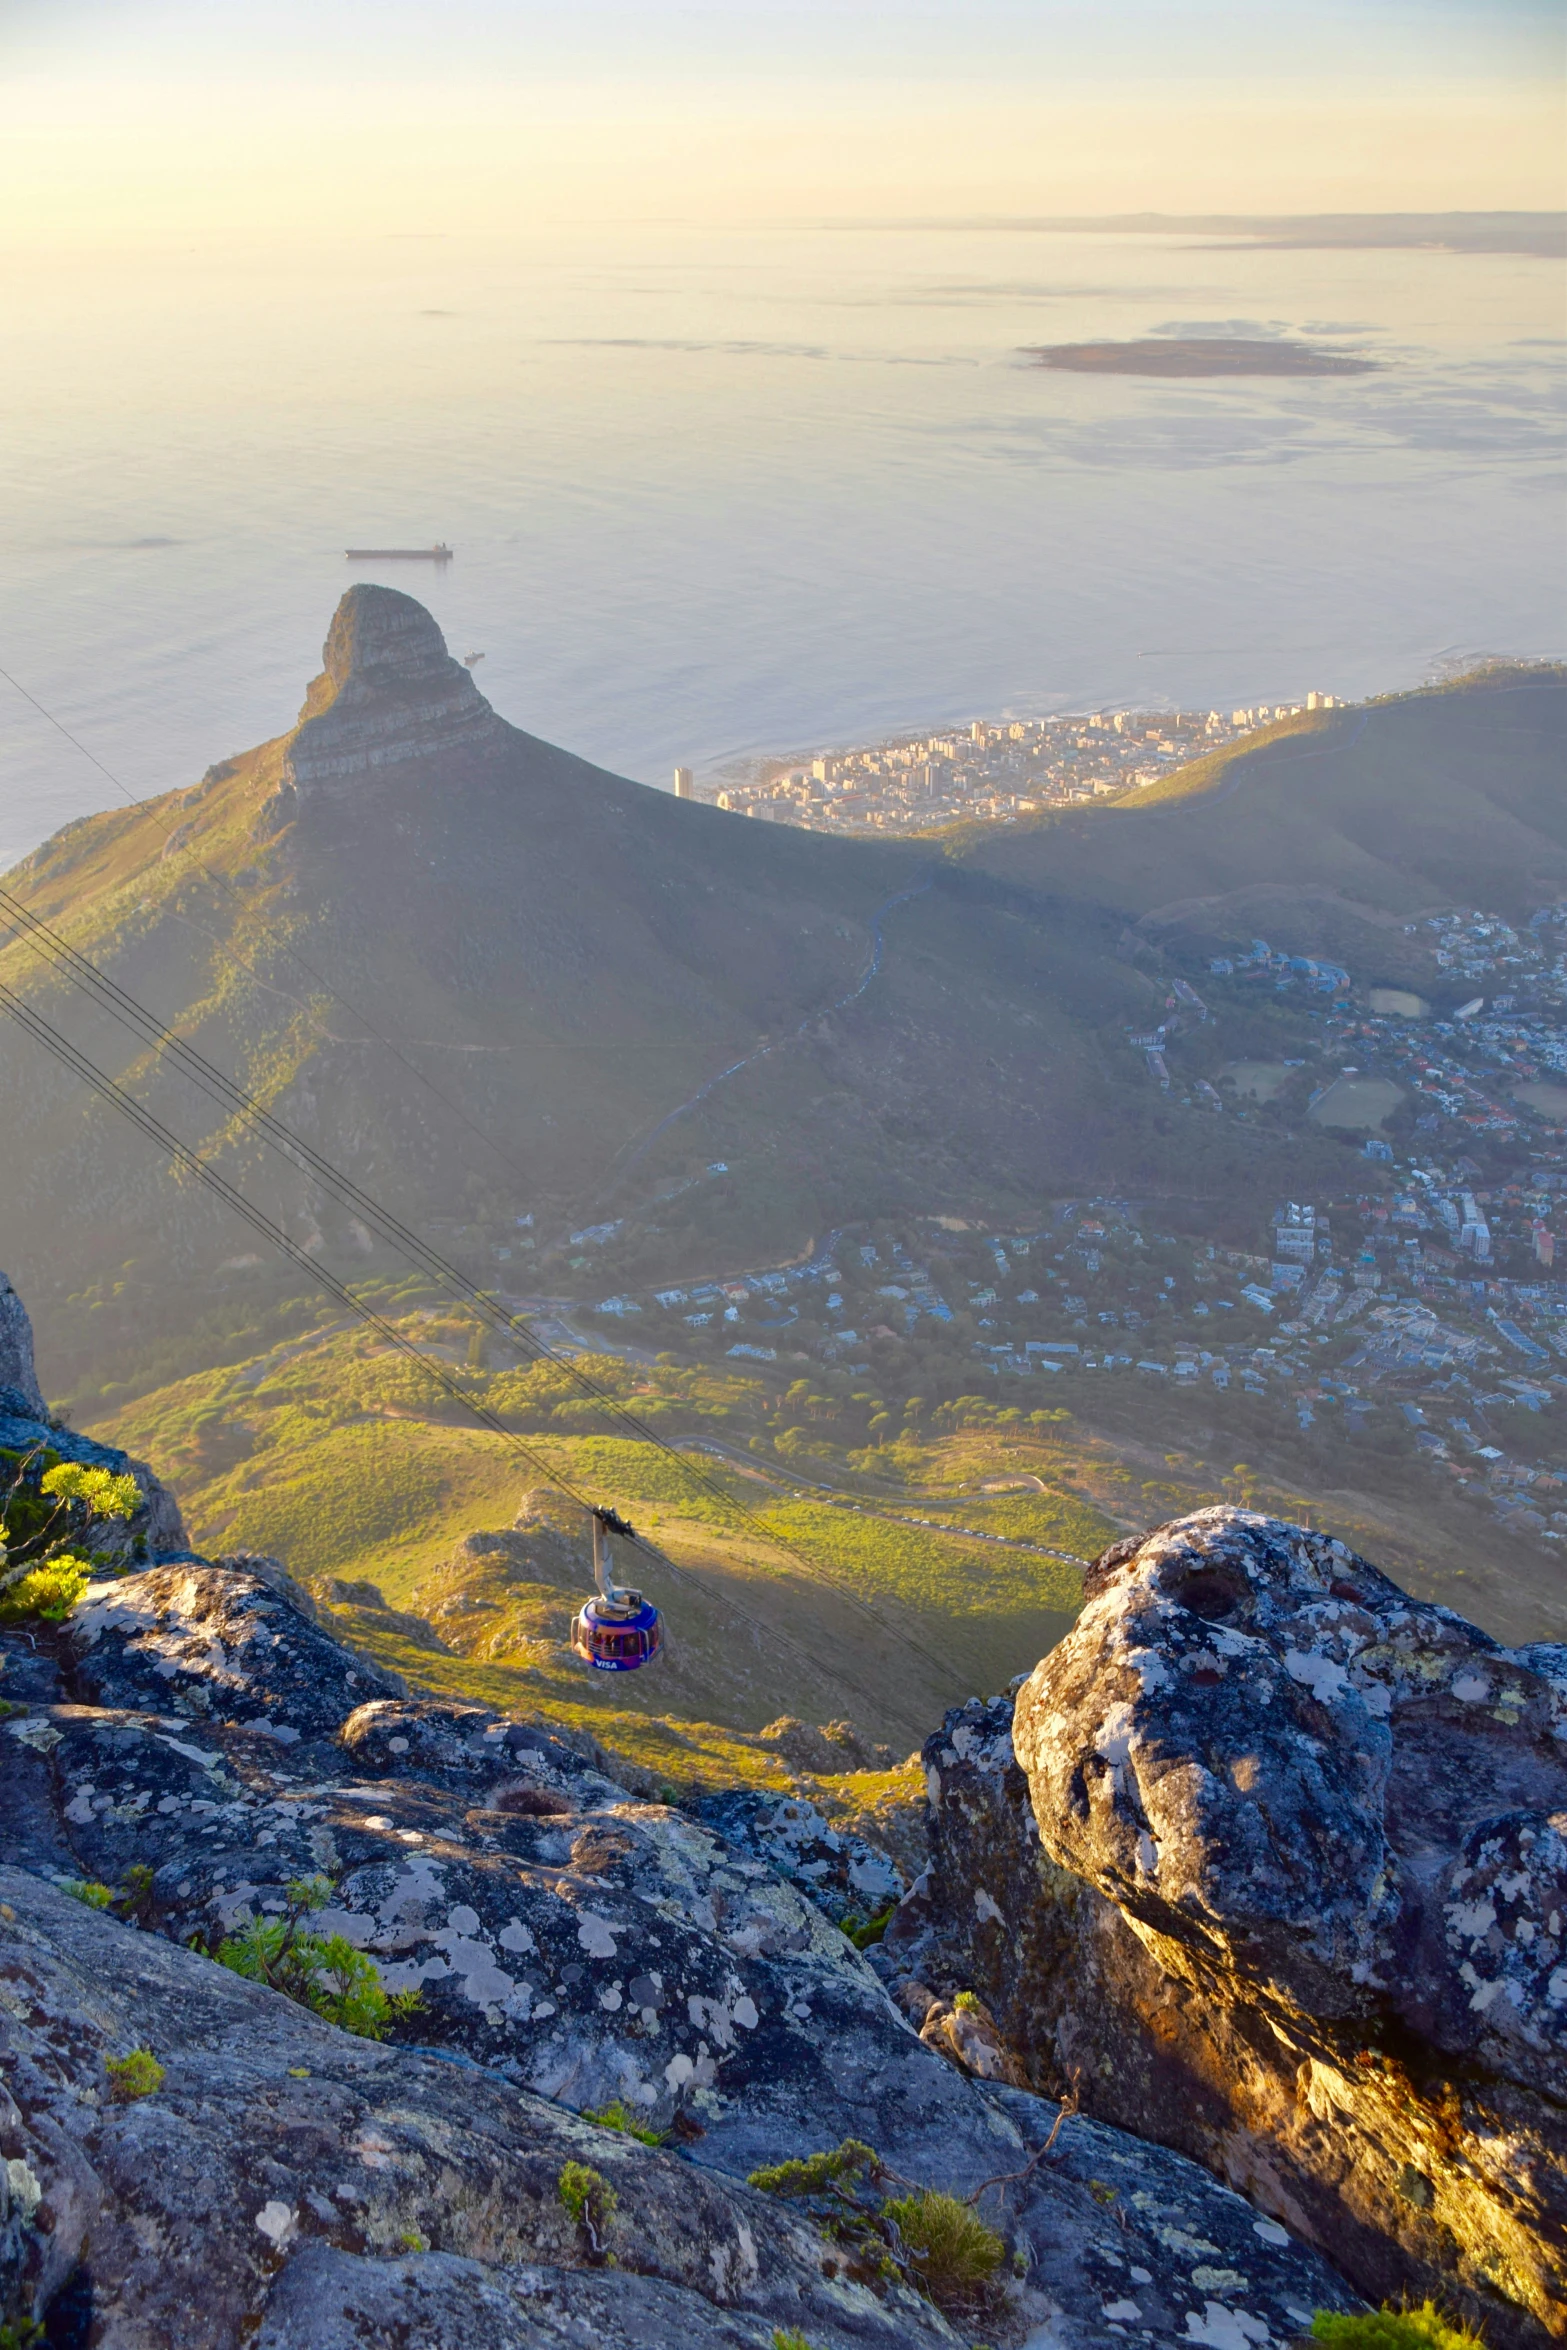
[345,543,453,562]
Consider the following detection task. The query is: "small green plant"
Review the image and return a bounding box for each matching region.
[398,2228,429,2252]
[583,2098,666,2146]
[952,1990,982,2012]
[772,2332,814,2350]
[881,2189,1005,2307]
[216,1875,423,2041]
[117,1862,158,1925]
[1312,2307,1487,2350]
[748,2139,884,2198]
[0,2318,45,2350]
[63,1879,115,1909]
[751,2139,1009,2315]
[104,2048,165,2101]
[0,1447,141,1624]
[840,1903,896,1950]
[0,1556,90,1624]
[558,2161,618,2254]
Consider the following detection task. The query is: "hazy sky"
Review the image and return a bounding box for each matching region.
[1,0,1562,244]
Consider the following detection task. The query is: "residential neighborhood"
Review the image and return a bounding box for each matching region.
[697,696,1341,832]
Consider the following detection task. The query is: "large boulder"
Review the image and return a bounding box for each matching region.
[881,1509,1567,2346]
[67,1559,403,1736]
[0,1558,1360,2349]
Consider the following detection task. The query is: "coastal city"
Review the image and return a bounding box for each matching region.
[695,693,1342,831]
[527,897,1567,1548]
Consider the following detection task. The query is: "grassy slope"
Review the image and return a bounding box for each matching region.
[94,1312,1100,1773]
[90,1283,1564,1798]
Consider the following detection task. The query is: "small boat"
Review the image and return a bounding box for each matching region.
[345,544,453,562]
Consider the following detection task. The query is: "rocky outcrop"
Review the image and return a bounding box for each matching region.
[280,586,505,796]
[0,1382,187,1564]
[0,1867,947,2350]
[0,1268,46,1419]
[0,1554,1360,2348]
[880,1509,1567,2346]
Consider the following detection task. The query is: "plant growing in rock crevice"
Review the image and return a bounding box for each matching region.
[582,2098,666,2147]
[748,2136,1006,2319]
[0,1449,140,1623]
[557,2160,618,2257]
[216,1874,423,2041]
[104,2048,164,2102]
[880,2188,1004,2303]
[1312,2307,1487,2350]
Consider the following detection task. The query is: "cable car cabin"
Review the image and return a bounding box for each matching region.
[570,1590,663,1672]
[571,1507,664,1672]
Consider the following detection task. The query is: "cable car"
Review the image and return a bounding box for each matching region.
[570,1505,663,1672]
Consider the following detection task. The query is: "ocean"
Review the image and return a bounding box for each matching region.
[1,219,1561,868]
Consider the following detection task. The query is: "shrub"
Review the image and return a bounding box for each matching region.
[1312,2308,1486,2350]
[0,1555,90,1624]
[104,2048,165,2101]
[772,2333,814,2350]
[841,1904,895,1951]
[880,2189,1004,2308]
[63,1879,115,1909]
[558,2161,617,2252]
[952,1990,981,2012]
[583,2098,666,2147]
[0,1447,141,1624]
[748,2139,883,2197]
[216,1875,423,2041]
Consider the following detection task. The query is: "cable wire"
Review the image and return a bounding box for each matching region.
[0,973,934,1732]
[0,879,1001,1687]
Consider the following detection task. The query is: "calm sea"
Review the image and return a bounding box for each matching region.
[1,221,1562,868]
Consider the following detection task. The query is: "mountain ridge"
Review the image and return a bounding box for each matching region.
[0,585,1354,1396]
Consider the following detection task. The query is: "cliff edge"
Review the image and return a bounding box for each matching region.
[881,1508,1567,2345]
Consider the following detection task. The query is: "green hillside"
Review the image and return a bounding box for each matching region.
[953,667,1567,974]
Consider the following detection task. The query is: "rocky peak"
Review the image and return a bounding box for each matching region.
[880,1506,1567,2346]
[0,1267,46,1419]
[281,585,503,796]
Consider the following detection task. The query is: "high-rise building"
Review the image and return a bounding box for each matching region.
[673,767,694,799]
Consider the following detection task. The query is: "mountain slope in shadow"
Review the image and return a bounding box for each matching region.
[1,590,1556,1392]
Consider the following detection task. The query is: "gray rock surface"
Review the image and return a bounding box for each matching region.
[0,1868,946,2350]
[0,1554,1360,2349]
[881,1508,1567,2347]
[282,586,505,796]
[0,1268,47,1419]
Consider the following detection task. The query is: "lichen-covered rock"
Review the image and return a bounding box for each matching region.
[0,1558,1361,2349]
[696,1789,904,1923]
[67,1559,403,1735]
[0,1868,948,2349]
[255,2244,796,2348]
[884,1509,1567,2347]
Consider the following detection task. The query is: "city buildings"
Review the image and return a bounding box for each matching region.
[693,699,1340,835]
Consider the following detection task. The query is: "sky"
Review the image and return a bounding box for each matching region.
[0,0,1562,246]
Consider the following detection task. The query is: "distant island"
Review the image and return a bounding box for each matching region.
[1024,337,1379,377]
[913,212,1565,258]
